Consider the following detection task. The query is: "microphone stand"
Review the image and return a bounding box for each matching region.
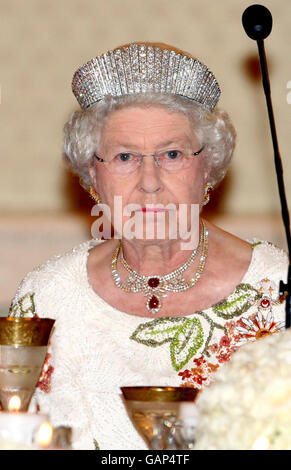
[254,39,291,327]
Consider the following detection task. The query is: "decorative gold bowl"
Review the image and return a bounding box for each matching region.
[121,387,199,449]
[121,386,199,402]
[0,318,55,346]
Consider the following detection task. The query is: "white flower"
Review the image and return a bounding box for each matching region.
[235,311,284,347]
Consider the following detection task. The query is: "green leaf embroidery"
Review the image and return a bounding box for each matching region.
[93,438,100,450]
[170,318,204,371]
[130,284,261,372]
[212,283,260,319]
[199,311,225,357]
[131,314,219,371]
[130,317,186,346]
[252,241,262,248]
[9,292,36,318]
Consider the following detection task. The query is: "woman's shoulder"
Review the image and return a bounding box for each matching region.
[8,238,103,318]
[247,239,288,281]
[205,221,288,289]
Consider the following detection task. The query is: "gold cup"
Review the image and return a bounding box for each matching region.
[121,386,199,449]
[0,317,55,346]
[0,317,55,411]
[121,386,198,402]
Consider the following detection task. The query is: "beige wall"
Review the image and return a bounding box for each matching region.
[0,0,290,214]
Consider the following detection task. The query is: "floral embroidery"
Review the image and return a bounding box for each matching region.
[131,317,186,347]
[170,318,204,371]
[130,283,261,372]
[235,311,284,346]
[208,320,244,362]
[255,278,277,299]
[131,314,223,371]
[179,356,219,389]
[8,292,37,318]
[37,352,54,393]
[130,276,283,388]
[177,280,283,388]
[178,322,244,389]
[211,284,260,319]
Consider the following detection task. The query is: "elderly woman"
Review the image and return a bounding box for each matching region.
[9,42,288,450]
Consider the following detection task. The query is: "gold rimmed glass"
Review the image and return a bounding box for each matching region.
[121,386,199,450]
[0,318,55,411]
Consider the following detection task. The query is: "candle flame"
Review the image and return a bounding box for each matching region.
[252,436,270,450]
[35,422,53,447]
[8,395,21,411]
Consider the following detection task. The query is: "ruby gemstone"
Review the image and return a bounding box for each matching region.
[149,295,159,309]
[148,277,160,288]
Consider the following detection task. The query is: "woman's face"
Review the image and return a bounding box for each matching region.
[89,105,209,242]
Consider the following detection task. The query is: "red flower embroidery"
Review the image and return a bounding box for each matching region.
[37,353,54,393]
[193,357,205,367]
[178,369,192,380]
[208,343,220,354]
[194,375,207,386]
[217,350,232,364]
[179,356,219,389]
[219,335,231,348]
[208,363,219,373]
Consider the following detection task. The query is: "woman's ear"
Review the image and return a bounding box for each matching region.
[88,164,98,189]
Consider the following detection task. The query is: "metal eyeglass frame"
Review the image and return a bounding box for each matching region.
[93,145,205,169]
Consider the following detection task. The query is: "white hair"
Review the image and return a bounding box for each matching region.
[63,93,236,191]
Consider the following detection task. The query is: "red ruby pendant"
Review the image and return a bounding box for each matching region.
[149,295,160,309]
[148,277,160,288]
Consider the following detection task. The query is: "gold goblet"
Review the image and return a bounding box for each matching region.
[121,386,199,450]
[0,317,55,411]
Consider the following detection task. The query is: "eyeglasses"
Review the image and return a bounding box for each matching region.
[93,146,205,175]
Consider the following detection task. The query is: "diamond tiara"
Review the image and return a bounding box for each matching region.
[72,43,221,112]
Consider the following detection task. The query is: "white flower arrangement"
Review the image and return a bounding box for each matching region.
[194,328,291,450]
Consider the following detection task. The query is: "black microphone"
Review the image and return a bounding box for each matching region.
[242,4,272,40]
[242,5,291,328]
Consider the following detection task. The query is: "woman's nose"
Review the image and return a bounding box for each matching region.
[138,155,162,193]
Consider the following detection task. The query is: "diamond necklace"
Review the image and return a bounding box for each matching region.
[111,220,208,314]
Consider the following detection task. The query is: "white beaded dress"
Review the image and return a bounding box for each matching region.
[8,238,288,450]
